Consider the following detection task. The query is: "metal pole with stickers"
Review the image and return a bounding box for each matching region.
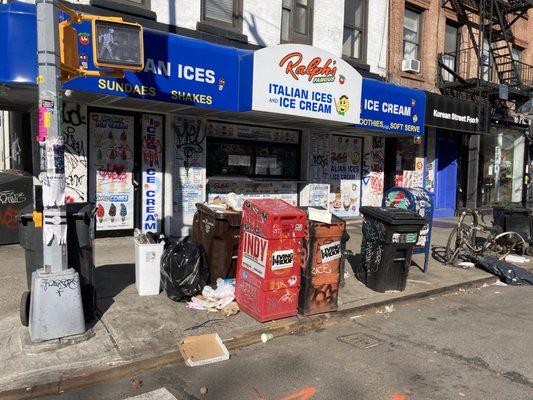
[31,0,86,341]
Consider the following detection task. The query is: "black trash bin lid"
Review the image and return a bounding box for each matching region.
[360,206,426,226]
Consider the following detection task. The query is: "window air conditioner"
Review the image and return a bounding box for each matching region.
[402,59,421,73]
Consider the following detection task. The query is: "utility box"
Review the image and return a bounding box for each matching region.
[235,199,306,322]
[298,213,346,316]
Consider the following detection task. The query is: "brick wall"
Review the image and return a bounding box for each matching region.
[388,0,533,91]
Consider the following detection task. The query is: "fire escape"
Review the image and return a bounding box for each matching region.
[437,0,533,133]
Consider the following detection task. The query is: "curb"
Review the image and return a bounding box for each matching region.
[0,274,498,399]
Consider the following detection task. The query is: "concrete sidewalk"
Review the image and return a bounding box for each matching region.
[0,217,523,394]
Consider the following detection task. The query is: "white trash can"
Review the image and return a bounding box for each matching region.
[135,242,165,296]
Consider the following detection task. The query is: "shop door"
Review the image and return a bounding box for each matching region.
[89,111,137,234]
[435,134,458,218]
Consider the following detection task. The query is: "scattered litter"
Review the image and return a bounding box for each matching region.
[458,261,475,269]
[491,280,508,287]
[187,278,239,315]
[350,314,363,320]
[200,387,208,396]
[384,305,395,313]
[406,279,432,285]
[494,291,501,294]
[459,392,466,397]
[178,333,230,367]
[184,319,224,332]
[477,255,533,285]
[261,332,274,343]
[344,271,351,280]
[504,254,529,264]
[130,378,143,389]
[375,310,383,314]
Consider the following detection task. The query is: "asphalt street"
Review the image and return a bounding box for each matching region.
[38,283,533,400]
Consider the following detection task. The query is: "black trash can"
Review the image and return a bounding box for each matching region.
[0,171,33,245]
[18,202,97,322]
[493,205,530,242]
[360,206,426,293]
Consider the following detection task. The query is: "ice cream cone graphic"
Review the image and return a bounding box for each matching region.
[120,130,127,144]
[109,203,116,223]
[120,203,127,223]
[108,131,115,146]
[96,204,104,223]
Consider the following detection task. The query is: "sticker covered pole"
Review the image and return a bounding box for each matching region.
[30,0,85,342]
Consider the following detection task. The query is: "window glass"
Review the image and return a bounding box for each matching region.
[444,23,459,53]
[403,9,420,60]
[295,4,308,34]
[512,47,523,62]
[204,0,234,25]
[207,142,254,176]
[344,0,364,28]
[404,9,419,37]
[480,129,524,205]
[343,29,361,59]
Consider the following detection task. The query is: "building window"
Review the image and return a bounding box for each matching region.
[343,0,366,60]
[443,22,461,81]
[281,0,313,44]
[202,0,242,30]
[403,8,421,61]
[206,122,300,179]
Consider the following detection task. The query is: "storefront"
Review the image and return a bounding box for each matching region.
[0,1,426,238]
[479,124,527,207]
[424,93,482,217]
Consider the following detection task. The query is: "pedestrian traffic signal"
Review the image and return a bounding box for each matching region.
[93,19,144,71]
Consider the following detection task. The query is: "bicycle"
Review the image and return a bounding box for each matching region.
[444,209,528,267]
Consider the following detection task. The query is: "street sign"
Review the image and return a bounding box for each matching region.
[93,19,143,70]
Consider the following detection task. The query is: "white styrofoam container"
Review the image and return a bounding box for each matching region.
[135,242,165,296]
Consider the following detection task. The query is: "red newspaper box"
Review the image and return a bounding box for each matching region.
[235,199,307,322]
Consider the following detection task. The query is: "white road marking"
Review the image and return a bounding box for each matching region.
[124,388,178,400]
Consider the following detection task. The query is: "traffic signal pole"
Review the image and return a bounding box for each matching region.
[30,0,85,342]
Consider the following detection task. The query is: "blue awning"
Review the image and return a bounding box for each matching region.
[0,1,253,112]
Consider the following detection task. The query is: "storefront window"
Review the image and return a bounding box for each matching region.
[393,137,425,188]
[480,128,525,205]
[206,121,300,179]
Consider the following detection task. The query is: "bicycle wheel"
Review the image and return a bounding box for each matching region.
[485,232,526,259]
[445,227,461,265]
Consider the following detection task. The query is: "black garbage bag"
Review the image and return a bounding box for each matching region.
[161,240,209,301]
[477,256,533,285]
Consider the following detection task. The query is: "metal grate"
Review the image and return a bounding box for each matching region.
[337,332,383,349]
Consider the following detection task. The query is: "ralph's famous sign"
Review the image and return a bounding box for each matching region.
[252,44,362,124]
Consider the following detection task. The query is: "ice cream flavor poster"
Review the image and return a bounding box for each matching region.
[329,134,362,217]
[89,112,135,230]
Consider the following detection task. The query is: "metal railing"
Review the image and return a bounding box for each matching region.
[438,47,533,88]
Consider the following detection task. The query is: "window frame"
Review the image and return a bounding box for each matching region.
[280,0,314,45]
[403,7,422,61]
[201,0,243,32]
[443,21,462,81]
[206,124,302,180]
[342,0,367,61]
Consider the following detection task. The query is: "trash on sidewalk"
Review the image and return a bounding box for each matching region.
[187,278,239,316]
[134,229,165,296]
[504,254,529,264]
[161,240,209,301]
[178,333,230,367]
[477,256,533,285]
[261,332,274,343]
